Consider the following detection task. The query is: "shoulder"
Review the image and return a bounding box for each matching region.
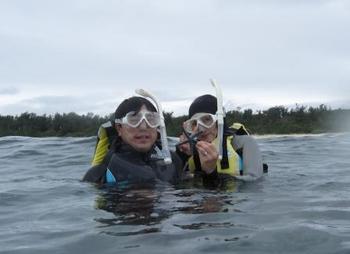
[82,164,107,183]
[98,121,114,138]
[232,134,258,149]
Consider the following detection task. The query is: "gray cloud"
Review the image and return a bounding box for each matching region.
[0,87,18,95]
[0,95,115,116]
[0,0,349,115]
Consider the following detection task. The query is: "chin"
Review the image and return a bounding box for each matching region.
[133,144,153,153]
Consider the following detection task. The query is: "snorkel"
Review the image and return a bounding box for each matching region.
[210,79,224,160]
[135,89,172,164]
[176,128,203,154]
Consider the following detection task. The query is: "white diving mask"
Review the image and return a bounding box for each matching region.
[183,113,217,134]
[115,110,160,128]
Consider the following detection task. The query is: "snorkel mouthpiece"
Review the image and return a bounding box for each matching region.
[135,89,172,164]
[210,79,224,160]
[176,129,203,153]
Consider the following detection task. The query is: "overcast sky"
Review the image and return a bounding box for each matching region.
[0,0,349,116]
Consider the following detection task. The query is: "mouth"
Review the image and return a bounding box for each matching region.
[134,134,151,142]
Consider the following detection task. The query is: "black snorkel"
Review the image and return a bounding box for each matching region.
[175,129,203,155]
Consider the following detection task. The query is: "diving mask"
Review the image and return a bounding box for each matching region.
[183,113,217,134]
[115,110,160,128]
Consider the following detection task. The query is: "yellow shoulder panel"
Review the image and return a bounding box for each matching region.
[91,127,110,166]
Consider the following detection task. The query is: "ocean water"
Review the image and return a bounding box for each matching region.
[0,133,350,254]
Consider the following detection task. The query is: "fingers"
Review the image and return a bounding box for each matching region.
[196,141,218,160]
[196,141,218,174]
[178,133,191,155]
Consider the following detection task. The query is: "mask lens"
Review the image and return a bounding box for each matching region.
[199,114,215,128]
[145,112,160,127]
[183,113,216,133]
[183,119,198,133]
[126,111,143,127]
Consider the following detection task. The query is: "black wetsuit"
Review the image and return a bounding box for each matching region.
[83,142,182,185]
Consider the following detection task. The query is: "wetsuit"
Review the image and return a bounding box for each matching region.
[83,142,182,185]
[177,133,264,187]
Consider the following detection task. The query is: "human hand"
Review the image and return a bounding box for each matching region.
[177,133,192,155]
[196,141,218,174]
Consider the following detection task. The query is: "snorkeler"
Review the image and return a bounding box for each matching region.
[177,80,264,186]
[83,94,182,185]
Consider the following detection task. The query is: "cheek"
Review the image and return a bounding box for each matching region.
[208,127,218,140]
[212,126,218,134]
[205,126,217,135]
[150,130,158,141]
[119,128,135,141]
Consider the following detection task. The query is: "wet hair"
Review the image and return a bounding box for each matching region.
[115,96,157,119]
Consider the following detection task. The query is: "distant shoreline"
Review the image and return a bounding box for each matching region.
[1,105,349,137]
[1,132,349,139]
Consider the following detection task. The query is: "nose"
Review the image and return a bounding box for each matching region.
[197,123,207,132]
[138,119,148,129]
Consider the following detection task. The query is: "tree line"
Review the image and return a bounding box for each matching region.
[0,104,349,137]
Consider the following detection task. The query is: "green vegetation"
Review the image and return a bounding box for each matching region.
[224,105,350,135]
[0,105,349,137]
[0,112,110,137]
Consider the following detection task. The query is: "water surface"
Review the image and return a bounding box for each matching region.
[1,133,350,254]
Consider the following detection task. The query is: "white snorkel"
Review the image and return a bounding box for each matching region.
[210,79,224,160]
[135,89,172,164]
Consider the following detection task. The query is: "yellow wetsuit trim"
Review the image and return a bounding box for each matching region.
[188,136,240,176]
[91,127,110,166]
[231,122,250,135]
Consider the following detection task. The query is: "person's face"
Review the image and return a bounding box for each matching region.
[183,113,218,143]
[116,105,158,152]
[196,123,218,143]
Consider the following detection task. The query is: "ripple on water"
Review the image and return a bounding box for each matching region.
[1,134,350,254]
